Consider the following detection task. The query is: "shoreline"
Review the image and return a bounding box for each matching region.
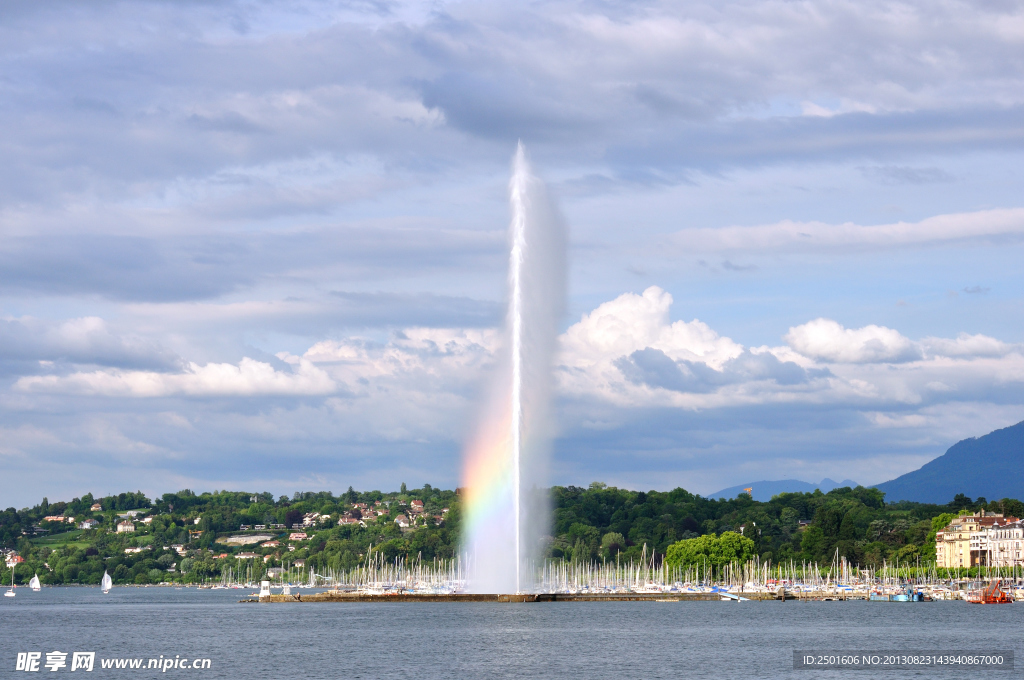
[243,590,888,603]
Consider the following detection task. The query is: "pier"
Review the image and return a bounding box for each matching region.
[242,590,872,603]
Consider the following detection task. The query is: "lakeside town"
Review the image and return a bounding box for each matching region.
[4,484,1024,603]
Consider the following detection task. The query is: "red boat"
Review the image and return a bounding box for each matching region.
[966,580,1013,604]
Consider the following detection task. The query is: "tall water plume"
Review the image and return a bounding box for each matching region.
[461,143,566,593]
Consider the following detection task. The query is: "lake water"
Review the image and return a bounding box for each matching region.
[2,588,1020,678]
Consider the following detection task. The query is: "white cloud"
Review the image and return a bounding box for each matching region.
[555,290,1024,418]
[800,99,878,118]
[0,315,177,368]
[785,318,921,364]
[672,208,1024,253]
[16,357,335,397]
[921,333,1018,358]
[560,286,742,369]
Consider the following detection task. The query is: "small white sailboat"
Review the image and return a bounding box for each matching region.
[101,571,112,594]
[4,569,14,597]
[29,574,41,592]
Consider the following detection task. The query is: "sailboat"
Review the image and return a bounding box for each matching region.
[4,569,14,597]
[29,574,40,592]
[101,571,112,594]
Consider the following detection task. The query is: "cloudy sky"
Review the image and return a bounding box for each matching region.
[2,0,1024,507]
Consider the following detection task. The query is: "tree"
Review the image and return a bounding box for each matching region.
[1000,498,1024,519]
[601,532,625,558]
[949,494,973,510]
[665,532,755,568]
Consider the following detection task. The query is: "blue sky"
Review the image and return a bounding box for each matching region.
[2,0,1024,507]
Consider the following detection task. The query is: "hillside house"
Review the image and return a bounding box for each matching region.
[116,521,135,533]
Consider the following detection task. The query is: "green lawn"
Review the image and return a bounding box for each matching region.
[30,530,91,549]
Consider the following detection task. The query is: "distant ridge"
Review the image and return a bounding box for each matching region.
[875,420,1024,503]
[709,478,859,502]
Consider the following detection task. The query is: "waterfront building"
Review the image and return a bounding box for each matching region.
[936,512,1018,568]
[979,520,1024,567]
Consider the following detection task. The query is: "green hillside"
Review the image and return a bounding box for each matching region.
[4,482,1015,586]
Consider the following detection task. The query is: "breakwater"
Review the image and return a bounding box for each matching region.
[243,590,879,603]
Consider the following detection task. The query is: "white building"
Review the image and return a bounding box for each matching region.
[982,521,1024,567]
[116,521,135,533]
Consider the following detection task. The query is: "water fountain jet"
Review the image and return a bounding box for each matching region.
[461,144,566,594]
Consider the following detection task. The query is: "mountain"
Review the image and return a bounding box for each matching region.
[709,478,859,502]
[875,420,1024,503]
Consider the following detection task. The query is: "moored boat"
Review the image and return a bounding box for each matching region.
[966,579,1013,604]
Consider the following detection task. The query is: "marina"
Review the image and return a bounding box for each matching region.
[216,545,1024,603]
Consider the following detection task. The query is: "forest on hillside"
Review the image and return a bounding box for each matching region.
[1,483,1017,585]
